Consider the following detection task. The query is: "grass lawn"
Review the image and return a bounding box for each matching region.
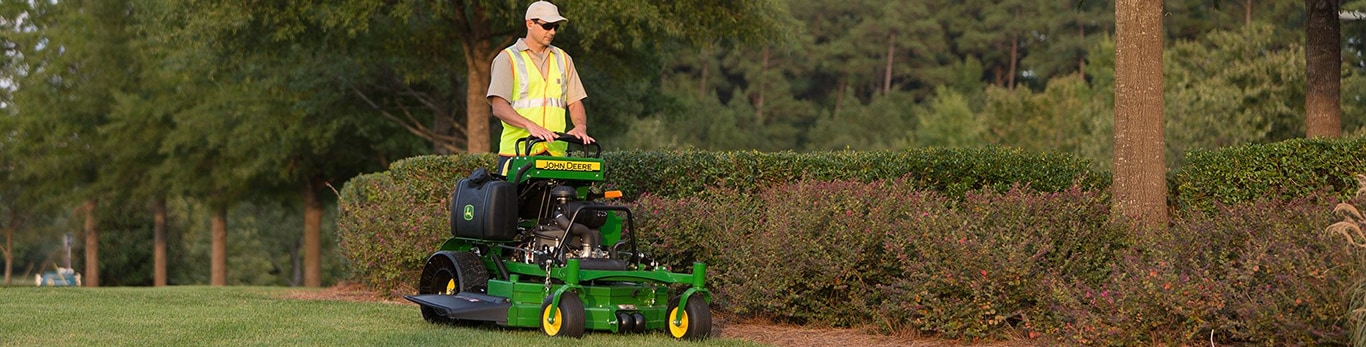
[0,286,765,347]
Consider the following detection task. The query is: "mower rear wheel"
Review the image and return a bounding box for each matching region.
[667,295,711,340]
[540,292,585,338]
[417,251,488,324]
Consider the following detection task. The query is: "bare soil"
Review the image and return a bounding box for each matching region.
[284,283,1042,347]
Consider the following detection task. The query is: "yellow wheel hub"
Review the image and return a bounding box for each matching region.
[445,279,456,295]
[668,306,690,338]
[542,305,562,336]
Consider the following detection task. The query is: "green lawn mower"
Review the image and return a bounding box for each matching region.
[404,134,712,339]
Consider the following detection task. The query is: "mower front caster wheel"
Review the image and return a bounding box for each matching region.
[667,295,711,340]
[540,292,585,338]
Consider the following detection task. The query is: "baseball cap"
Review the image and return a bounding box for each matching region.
[526,1,568,23]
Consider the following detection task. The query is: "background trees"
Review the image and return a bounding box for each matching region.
[1,0,1363,286]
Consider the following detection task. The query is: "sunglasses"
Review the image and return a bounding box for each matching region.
[532,19,560,31]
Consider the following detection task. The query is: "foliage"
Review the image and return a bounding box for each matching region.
[1165,23,1306,167]
[634,178,1365,345]
[1172,136,1366,209]
[603,148,1107,199]
[633,179,1124,340]
[335,148,1102,293]
[1039,194,1364,346]
[336,155,494,294]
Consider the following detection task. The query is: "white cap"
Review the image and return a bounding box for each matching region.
[526,1,567,23]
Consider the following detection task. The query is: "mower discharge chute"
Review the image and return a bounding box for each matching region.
[404,134,711,339]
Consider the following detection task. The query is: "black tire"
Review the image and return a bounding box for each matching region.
[417,251,489,324]
[540,292,586,338]
[667,295,711,340]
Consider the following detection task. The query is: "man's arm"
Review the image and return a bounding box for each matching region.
[490,96,557,142]
[565,101,594,144]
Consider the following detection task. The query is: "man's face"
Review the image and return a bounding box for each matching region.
[527,19,560,46]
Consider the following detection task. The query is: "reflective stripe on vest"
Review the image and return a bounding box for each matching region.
[500,45,570,156]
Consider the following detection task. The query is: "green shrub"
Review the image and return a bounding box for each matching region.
[337,148,1098,294]
[606,147,1107,198]
[633,179,1123,339]
[1039,193,1366,346]
[336,154,495,294]
[1173,136,1366,209]
[876,185,1124,339]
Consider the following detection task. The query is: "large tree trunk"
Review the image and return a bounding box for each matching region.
[211,204,228,286]
[83,199,99,287]
[1114,0,1168,230]
[154,197,167,287]
[3,209,14,285]
[3,216,11,286]
[454,1,499,154]
[1306,0,1342,138]
[303,178,323,287]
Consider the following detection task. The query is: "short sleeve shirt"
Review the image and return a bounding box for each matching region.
[486,38,587,105]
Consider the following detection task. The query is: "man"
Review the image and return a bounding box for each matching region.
[487,1,593,172]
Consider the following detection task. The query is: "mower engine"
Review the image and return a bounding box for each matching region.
[523,184,611,263]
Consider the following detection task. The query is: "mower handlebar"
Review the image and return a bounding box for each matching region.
[516,133,602,158]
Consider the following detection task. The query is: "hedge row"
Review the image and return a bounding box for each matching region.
[604,147,1108,198]
[1172,136,1366,208]
[336,147,1104,294]
[634,179,1365,345]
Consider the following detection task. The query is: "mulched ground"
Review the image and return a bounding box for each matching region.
[284,283,1041,347]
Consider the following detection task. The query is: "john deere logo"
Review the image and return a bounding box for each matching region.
[462,205,475,221]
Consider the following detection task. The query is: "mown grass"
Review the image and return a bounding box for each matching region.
[0,286,764,347]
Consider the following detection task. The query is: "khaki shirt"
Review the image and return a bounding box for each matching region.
[487,38,587,105]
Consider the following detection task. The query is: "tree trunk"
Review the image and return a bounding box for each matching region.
[1114,0,1168,230]
[455,1,499,154]
[1079,19,1087,78]
[1008,33,1019,90]
[884,32,895,96]
[757,45,770,123]
[211,204,227,286]
[154,197,167,287]
[82,199,99,287]
[3,208,14,285]
[1306,0,1342,138]
[1244,0,1253,26]
[834,79,847,118]
[3,228,10,285]
[303,178,323,287]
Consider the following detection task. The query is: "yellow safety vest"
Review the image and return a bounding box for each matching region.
[499,45,570,156]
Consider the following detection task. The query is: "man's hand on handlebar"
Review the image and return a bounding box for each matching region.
[566,127,595,145]
[528,125,559,143]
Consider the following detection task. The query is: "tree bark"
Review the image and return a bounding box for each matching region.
[756,46,770,123]
[83,199,99,287]
[3,229,10,286]
[1079,19,1086,78]
[3,219,11,285]
[884,32,895,95]
[1306,0,1341,138]
[303,178,323,287]
[211,204,227,286]
[1114,0,1168,230]
[154,197,167,287]
[3,208,14,285]
[454,1,500,153]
